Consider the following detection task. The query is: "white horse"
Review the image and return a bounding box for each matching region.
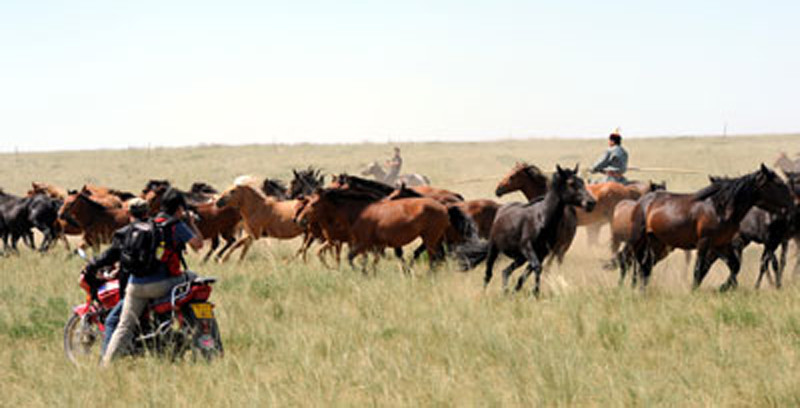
[361,161,430,187]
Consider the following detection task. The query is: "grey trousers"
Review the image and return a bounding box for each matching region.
[101,274,188,366]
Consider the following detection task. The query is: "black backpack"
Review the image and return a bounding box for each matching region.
[120,218,180,277]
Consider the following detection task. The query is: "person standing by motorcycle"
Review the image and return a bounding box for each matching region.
[101,188,203,366]
[81,197,151,355]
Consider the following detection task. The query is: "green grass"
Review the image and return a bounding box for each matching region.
[1,135,799,406]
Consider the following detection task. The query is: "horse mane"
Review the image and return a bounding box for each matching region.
[338,174,395,196]
[294,166,325,183]
[109,189,136,201]
[77,191,110,211]
[143,179,171,193]
[262,178,287,197]
[321,187,383,204]
[190,182,218,195]
[233,175,270,200]
[514,162,549,186]
[694,172,759,218]
[389,184,424,200]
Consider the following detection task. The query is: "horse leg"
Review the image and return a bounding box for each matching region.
[515,245,543,297]
[692,243,714,290]
[777,240,789,288]
[221,236,249,262]
[617,245,629,287]
[237,236,255,262]
[500,257,526,293]
[412,243,426,264]
[755,248,770,289]
[394,247,410,275]
[483,244,499,289]
[202,236,219,263]
[719,247,741,292]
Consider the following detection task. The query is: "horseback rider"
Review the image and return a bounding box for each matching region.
[590,129,629,184]
[384,147,403,184]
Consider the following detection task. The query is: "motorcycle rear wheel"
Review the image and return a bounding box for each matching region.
[64,313,103,365]
[191,319,223,362]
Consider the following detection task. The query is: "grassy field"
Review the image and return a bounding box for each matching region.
[1,135,800,406]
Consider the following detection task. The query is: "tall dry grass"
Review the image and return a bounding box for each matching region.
[1,135,799,406]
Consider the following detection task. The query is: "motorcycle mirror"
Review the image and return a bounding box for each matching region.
[76,248,88,260]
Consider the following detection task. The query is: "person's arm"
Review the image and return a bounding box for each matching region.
[85,233,123,273]
[174,221,204,252]
[591,151,611,173]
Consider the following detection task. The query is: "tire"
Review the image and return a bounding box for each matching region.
[63,313,103,365]
[191,319,223,362]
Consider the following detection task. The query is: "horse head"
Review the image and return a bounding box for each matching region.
[554,164,596,212]
[496,162,548,199]
[754,164,794,215]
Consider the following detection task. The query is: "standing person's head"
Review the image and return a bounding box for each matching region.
[393,146,400,155]
[608,129,622,146]
[161,188,187,216]
[127,198,149,221]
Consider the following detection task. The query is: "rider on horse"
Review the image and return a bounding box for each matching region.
[591,129,629,184]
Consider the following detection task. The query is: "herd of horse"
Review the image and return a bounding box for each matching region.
[2,160,800,295]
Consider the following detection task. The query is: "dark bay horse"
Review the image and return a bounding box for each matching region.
[495,162,577,265]
[630,165,794,291]
[461,165,596,296]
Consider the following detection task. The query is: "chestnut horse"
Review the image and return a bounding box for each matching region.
[460,165,596,295]
[495,162,576,264]
[216,176,304,262]
[577,181,666,246]
[294,187,451,272]
[630,165,794,291]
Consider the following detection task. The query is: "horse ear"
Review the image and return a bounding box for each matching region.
[555,164,564,174]
[574,163,579,174]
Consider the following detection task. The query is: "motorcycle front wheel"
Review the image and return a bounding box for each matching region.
[63,313,103,365]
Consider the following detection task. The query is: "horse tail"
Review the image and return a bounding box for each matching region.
[422,175,431,185]
[447,205,479,242]
[456,239,490,271]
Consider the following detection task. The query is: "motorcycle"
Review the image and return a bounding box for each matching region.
[63,249,223,364]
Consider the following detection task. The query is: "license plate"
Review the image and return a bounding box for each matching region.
[191,303,214,319]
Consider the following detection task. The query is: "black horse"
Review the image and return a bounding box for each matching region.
[732,206,797,289]
[458,165,596,296]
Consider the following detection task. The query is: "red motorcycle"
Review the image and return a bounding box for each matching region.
[63,253,223,364]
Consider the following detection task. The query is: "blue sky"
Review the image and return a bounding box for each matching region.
[1,0,798,151]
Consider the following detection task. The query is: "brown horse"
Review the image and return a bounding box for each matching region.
[28,182,67,200]
[495,162,576,264]
[294,187,451,272]
[58,188,130,251]
[216,176,304,262]
[630,165,794,291]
